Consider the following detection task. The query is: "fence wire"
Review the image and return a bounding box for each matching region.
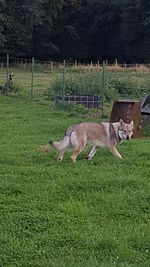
[0,55,150,113]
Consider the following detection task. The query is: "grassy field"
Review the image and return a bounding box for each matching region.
[0,95,150,267]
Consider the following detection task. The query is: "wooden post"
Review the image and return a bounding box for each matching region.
[6,54,9,92]
[115,58,118,68]
[62,60,66,100]
[31,57,34,101]
[51,61,53,72]
[101,61,105,117]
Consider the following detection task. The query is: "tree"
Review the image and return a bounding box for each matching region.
[0,0,6,51]
[2,0,44,56]
[52,0,83,60]
[122,0,150,62]
[31,0,63,59]
[83,0,124,61]
[0,0,150,62]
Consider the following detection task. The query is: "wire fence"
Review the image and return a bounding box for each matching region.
[1,54,150,115]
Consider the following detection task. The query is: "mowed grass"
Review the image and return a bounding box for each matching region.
[0,96,150,267]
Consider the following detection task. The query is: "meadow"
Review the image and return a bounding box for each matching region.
[0,95,150,267]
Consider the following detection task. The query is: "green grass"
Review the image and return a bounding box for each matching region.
[0,96,150,267]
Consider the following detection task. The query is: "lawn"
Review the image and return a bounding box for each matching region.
[0,95,150,267]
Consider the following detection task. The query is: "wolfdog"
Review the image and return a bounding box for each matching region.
[40,119,133,162]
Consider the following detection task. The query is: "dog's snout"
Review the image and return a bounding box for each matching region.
[126,135,129,140]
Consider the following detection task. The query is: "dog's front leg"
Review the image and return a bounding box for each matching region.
[88,145,98,160]
[108,146,122,159]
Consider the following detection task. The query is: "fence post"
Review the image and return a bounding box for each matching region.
[6,54,9,93]
[62,60,66,100]
[115,58,118,68]
[31,57,34,100]
[101,60,105,117]
[51,61,53,72]
[1,63,3,79]
[75,60,77,69]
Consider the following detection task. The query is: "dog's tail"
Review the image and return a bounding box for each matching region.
[40,136,70,153]
[49,135,70,151]
[40,125,77,153]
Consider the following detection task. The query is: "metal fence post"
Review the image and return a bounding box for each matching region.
[101,60,105,117]
[62,60,66,100]
[1,63,3,80]
[6,54,9,93]
[31,57,34,100]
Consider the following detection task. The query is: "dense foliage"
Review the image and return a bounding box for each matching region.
[0,0,150,62]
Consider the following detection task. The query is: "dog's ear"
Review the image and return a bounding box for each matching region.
[119,118,125,126]
[130,120,134,128]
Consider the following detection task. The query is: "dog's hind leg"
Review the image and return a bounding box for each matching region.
[57,149,66,161]
[88,145,98,160]
[71,147,84,162]
[70,131,86,162]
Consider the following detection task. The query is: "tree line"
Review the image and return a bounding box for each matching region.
[0,0,150,63]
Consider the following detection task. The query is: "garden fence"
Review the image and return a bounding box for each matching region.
[1,54,150,116]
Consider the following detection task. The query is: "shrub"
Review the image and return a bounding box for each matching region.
[108,78,150,99]
[48,71,101,97]
[103,82,119,102]
[47,70,150,104]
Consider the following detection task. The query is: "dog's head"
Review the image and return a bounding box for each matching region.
[118,119,134,140]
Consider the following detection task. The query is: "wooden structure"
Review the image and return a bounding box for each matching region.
[110,99,141,138]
